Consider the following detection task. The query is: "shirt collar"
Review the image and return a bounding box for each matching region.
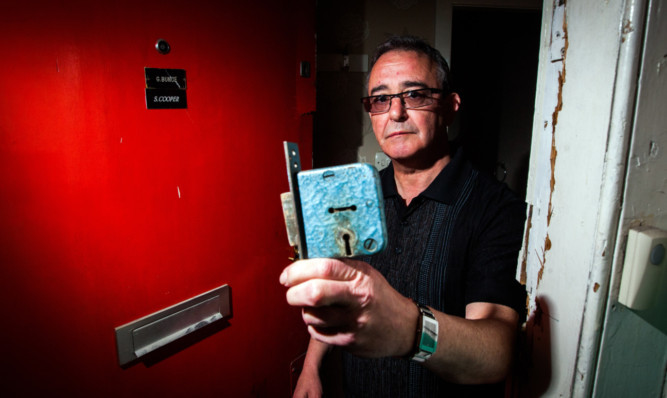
[379,149,470,206]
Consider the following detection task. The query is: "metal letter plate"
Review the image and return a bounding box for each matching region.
[297,163,387,258]
[114,284,231,366]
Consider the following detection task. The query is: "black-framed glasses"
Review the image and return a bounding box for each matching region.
[361,88,443,114]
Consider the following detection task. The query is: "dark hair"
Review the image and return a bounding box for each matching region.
[368,35,452,93]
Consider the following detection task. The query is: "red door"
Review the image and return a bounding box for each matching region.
[0,1,314,396]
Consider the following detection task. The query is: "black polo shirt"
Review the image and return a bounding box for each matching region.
[342,150,527,397]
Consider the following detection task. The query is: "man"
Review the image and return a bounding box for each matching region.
[280,35,526,397]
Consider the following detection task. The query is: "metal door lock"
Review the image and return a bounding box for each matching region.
[281,142,387,259]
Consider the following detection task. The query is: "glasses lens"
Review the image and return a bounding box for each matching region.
[403,89,431,109]
[362,97,378,113]
[371,95,391,113]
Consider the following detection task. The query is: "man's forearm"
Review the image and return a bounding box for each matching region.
[422,304,518,384]
[302,337,331,374]
[292,338,332,398]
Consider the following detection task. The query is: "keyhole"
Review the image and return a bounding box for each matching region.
[328,205,357,213]
[343,233,352,256]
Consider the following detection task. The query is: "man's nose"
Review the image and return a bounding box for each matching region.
[389,96,408,121]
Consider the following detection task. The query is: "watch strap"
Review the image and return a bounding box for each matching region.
[410,302,438,363]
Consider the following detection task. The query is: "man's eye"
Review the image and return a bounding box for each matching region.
[374,95,389,103]
[405,90,427,99]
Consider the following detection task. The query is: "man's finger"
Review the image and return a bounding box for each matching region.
[280,258,361,287]
[285,278,360,307]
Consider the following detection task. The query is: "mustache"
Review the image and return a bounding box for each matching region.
[385,122,416,132]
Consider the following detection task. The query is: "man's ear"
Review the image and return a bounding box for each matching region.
[442,92,461,126]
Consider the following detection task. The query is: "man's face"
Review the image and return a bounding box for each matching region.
[367,50,450,164]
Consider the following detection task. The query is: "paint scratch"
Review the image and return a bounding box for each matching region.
[649,141,659,158]
[177,186,181,198]
[657,55,667,75]
[536,248,546,283]
[520,205,534,284]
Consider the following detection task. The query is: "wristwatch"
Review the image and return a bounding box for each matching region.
[410,302,439,363]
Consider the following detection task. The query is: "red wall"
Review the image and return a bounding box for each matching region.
[0,1,314,396]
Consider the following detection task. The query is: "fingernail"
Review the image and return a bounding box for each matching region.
[279,271,287,285]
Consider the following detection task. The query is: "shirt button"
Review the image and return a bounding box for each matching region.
[395,247,403,254]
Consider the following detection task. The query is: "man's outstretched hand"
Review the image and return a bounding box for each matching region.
[280,258,418,358]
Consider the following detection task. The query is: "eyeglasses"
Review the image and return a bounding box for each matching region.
[361,88,443,114]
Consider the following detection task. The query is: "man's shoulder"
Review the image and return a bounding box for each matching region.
[474,169,523,205]
[462,169,527,235]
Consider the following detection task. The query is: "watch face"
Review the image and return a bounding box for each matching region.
[419,316,438,353]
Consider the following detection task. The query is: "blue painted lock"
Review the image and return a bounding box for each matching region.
[297,163,387,258]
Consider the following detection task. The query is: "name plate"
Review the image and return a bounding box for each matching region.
[145,88,187,109]
[145,68,186,89]
[145,68,187,109]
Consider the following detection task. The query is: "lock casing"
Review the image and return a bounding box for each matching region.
[297,163,387,258]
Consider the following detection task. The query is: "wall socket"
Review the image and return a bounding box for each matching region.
[375,152,391,171]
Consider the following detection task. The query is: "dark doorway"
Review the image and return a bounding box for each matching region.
[450,7,541,199]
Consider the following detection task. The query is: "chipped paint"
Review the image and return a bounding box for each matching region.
[621,19,634,42]
[522,0,570,311]
[536,10,568,289]
[593,283,600,292]
[548,17,568,225]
